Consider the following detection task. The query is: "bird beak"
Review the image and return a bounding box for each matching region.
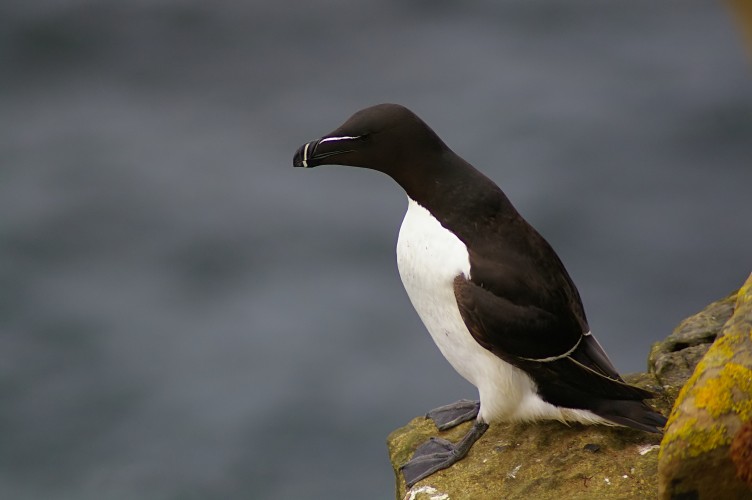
[293,135,363,168]
[293,139,320,168]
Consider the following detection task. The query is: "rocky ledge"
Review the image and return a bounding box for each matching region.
[387,274,752,499]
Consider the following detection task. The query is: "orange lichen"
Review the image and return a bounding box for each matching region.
[730,421,752,487]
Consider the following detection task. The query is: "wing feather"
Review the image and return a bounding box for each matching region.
[453,275,655,405]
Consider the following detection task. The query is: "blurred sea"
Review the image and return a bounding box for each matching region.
[1,1,750,498]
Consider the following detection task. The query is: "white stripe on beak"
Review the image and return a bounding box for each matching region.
[302,142,310,168]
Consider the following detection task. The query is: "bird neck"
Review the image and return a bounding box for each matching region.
[394,151,516,237]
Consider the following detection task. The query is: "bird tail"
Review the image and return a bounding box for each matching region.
[592,399,667,434]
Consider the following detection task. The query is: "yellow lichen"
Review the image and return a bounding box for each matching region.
[661,417,731,459]
[708,333,741,362]
[661,360,752,460]
[693,363,752,421]
[694,374,733,418]
[664,358,707,431]
[737,275,752,305]
[660,274,752,463]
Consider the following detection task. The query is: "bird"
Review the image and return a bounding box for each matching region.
[293,103,666,488]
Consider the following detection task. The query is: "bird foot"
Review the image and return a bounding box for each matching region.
[426,399,480,431]
[400,420,489,488]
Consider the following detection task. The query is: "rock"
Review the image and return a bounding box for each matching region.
[731,421,752,488]
[648,290,737,388]
[388,372,670,499]
[386,277,751,499]
[658,274,752,499]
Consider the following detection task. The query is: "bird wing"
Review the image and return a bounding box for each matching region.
[452,274,655,402]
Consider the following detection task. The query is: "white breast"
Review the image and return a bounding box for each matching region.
[395,197,608,426]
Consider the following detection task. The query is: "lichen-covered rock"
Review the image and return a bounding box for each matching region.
[658,274,752,499]
[731,421,752,488]
[388,371,673,500]
[648,291,737,388]
[387,277,752,499]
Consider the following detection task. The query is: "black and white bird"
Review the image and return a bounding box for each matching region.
[293,104,666,487]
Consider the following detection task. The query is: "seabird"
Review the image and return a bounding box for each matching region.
[293,104,666,487]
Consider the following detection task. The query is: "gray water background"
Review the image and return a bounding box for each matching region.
[2,1,751,498]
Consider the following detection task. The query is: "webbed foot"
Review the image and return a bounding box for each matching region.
[426,399,480,431]
[400,420,489,488]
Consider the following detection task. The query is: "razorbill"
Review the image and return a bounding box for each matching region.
[293,103,666,487]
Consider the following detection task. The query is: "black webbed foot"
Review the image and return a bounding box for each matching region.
[425,399,480,431]
[400,420,489,488]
